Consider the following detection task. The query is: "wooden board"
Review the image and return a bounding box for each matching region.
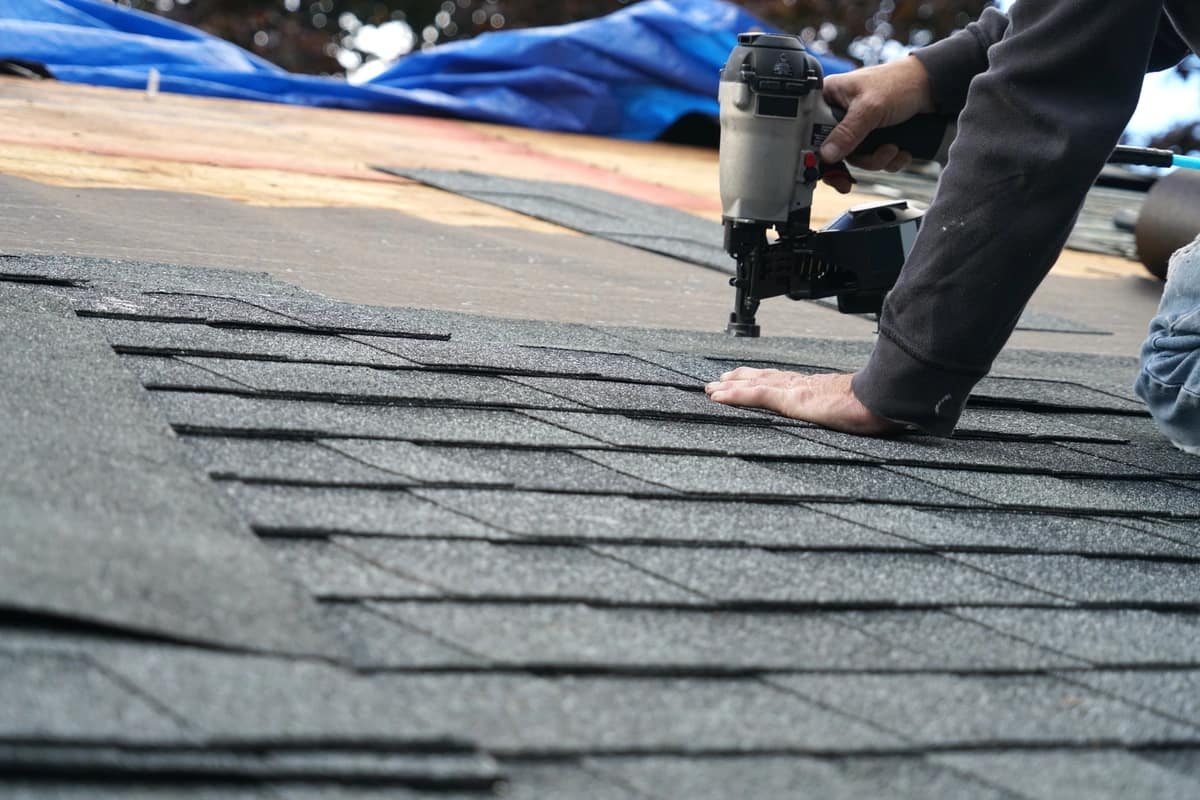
[0,76,1147,281]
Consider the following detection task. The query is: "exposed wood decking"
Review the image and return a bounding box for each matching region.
[0,76,1165,354]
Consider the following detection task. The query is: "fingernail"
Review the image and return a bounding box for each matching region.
[821,144,842,163]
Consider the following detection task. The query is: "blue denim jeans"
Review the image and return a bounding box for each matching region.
[1135,234,1200,456]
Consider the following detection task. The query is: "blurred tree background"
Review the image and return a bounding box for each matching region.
[1147,60,1200,154]
[120,0,991,77]
[119,0,1198,149]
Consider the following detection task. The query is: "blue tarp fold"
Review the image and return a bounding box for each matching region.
[0,0,849,139]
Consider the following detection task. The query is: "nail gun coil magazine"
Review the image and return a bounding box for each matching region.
[725,201,923,337]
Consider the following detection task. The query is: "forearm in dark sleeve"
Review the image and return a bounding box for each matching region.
[915,5,1188,113]
[853,1,1163,436]
[911,7,1008,114]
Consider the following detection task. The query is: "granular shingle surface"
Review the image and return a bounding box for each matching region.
[522,409,844,457]
[0,652,190,742]
[337,538,703,603]
[590,755,1020,800]
[8,253,1200,798]
[364,602,927,669]
[219,484,503,538]
[817,504,1199,556]
[952,553,1200,605]
[930,750,1200,800]
[770,673,1197,745]
[954,608,1200,665]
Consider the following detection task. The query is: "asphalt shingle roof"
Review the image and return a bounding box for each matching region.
[5,253,1200,798]
[384,167,1129,337]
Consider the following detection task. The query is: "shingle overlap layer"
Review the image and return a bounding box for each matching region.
[5,254,1200,799]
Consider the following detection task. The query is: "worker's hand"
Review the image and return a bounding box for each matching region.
[820,56,936,194]
[705,368,903,436]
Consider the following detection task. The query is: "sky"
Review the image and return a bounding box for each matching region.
[1127,59,1200,143]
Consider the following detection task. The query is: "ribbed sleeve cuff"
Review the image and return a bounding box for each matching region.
[851,332,985,437]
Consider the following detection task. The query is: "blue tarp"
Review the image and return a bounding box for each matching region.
[0,0,849,139]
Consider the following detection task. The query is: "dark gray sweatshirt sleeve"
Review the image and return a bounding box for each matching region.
[911,7,1187,114]
[852,1,1168,436]
[1150,12,1192,70]
[911,8,1009,114]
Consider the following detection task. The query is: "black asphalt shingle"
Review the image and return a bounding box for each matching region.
[817,504,1199,557]
[952,553,1200,606]
[218,482,499,537]
[319,439,510,484]
[383,168,731,274]
[154,393,601,446]
[317,602,483,668]
[593,546,1059,606]
[411,490,906,547]
[261,539,442,598]
[930,750,1200,800]
[954,608,1200,665]
[953,408,1125,443]
[970,376,1146,414]
[797,427,1153,475]
[91,645,461,743]
[362,602,929,670]
[0,746,498,789]
[1136,750,1200,789]
[0,283,329,657]
[0,651,190,742]
[501,763,646,800]
[885,466,1101,510]
[8,253,1200,798]
[337,538,704,603]
[522,409,845,457]
[85,636,904,751]
[1057,669,1200,727]
[1069,476,1200,515]
[220,485,504,538]
[761,461,977,504]
[770,673,1196,745]
[350,336,690,383]
[183,437,403,483]
[1064,438,1200,476]
[590,755,1020,800]
[887,466,1200,515]
[578,451,827,496]
[385,674,907,752]
[73,288,300,327]
[506,375,765,420]
[0,780,274,799]
[184,356,574,408]
[123,354,252,391]
[93,317,418,366]
[425,447,668,493]
[827,610,1086,670]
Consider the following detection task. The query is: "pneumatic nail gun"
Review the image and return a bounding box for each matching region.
[719,32,952,337]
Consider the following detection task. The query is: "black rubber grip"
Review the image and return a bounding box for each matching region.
[831,107,951,161]
[1109,145,1175,168]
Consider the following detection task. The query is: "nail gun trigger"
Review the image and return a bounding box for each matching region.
[818,159,857,185]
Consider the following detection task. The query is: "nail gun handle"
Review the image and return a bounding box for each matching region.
[831,108,953,163]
